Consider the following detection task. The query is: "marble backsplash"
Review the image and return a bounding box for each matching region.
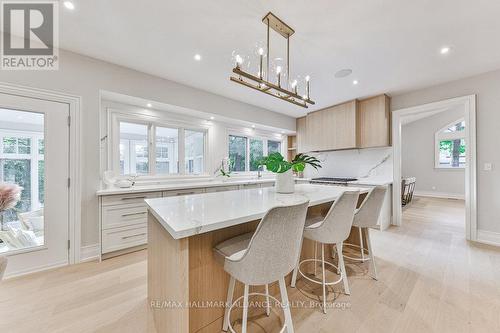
[303,147,393,179]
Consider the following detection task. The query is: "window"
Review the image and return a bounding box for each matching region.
[156,127,178,175]
[229,134,283,172]
[185,130,205,174]
[229,135,247,172]
[435,119,466,168]
[249,139,263,171]
[119,122,149,175]
[0,109,45,228]
[115,118,206,177]
[267,140,281,154]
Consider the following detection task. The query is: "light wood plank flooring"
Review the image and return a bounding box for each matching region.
[1,196,499,332]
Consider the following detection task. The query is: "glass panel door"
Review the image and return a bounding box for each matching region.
[0,109,45,253]
[0,92,69,277]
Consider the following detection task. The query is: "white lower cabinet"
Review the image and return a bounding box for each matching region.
[205,185,239,193]
[240,183,260,189]
[102,223,148,254]
[99,183,277,258]
[163,188,206,197]
[100,191,161,256]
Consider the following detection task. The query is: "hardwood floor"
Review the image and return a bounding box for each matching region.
[1,196,499,332]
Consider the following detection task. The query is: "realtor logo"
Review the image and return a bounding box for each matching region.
[1,1,59,70]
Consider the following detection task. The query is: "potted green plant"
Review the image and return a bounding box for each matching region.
[259,152,321,193]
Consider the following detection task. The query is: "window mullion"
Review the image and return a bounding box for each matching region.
[246,137,250,172]
[149,123,155,176]
[179,128,185,175]
[32,135,39,211]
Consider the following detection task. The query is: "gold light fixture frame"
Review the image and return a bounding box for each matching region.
[229,12,315,108]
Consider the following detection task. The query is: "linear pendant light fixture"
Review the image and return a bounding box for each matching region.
[229,12,315,108]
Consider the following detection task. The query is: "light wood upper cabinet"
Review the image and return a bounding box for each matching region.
[296,94,390,152]
[306,100,357,151]
[357,94,391,148]
[296,116,307,153]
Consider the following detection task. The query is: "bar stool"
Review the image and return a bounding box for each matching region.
[291,190,360,314]
[213,200,309,333]
[342,186,387,280]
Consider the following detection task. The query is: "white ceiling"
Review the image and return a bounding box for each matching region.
[59,0,500,118]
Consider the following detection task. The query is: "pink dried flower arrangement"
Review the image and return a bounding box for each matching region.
[0,183,22,212]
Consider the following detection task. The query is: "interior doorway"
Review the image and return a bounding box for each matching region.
[392,95,477,240]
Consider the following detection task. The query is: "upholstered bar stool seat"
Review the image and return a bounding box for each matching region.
[214,201,309,333]
[214,232,253,264]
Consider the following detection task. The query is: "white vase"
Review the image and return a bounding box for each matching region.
[276,169,295,193]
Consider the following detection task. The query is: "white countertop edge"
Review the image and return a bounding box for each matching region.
[146,186,369,240]
[96,178,277,196]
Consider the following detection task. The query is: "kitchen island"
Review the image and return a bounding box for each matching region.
[145,184,369,333]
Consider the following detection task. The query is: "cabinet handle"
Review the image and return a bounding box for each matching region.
[121,212,147,217]
[121,196,147,201]
[176,192,195,196]
[121,233,147,240]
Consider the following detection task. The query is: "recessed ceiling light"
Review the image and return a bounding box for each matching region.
[194,54,202,61]
[63,1,75,10]
[281,131,285,134]
[335,69,352,78]
[210,116,215,120]
[353,80,359,85]
[251,125,256,128]
[147,103,152,107]
[440,46,451,55]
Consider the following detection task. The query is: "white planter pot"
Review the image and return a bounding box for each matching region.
[276,169,295,194]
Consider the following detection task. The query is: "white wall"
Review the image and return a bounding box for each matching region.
[401,107,465,198]
[392,69,500,234]
[304,147,393,180]
[0,48,295,248]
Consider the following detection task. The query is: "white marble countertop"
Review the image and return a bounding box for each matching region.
[350,177,393,186]
[96,177,276,196]
[146,184,369,240]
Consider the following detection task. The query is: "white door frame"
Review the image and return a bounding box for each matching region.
[392,95,477,240]
[0,82,82,264]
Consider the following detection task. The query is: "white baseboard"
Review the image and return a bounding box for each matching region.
[4,260,68,279]
[80,244,100,262]
[477,230,500,247]
[413,190,465,200]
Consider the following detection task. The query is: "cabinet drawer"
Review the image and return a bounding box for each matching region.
[205,185,239,193]
[241,183,260,189]
[102,204,148,229]
[163,188,205,197]
[102,192,161,206]
[102,224,147,254]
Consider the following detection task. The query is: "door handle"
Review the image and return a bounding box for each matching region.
[121,212,147,217]
[121,196,147,201]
